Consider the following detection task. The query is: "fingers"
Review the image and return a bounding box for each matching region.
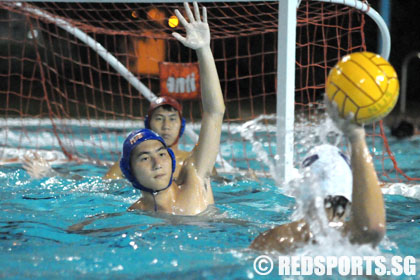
[193,2,201,22]
[173,2,209,49]
[325,96,339,117]
[22,162,38,178]
[184,2,195,23]
[176,2,205,26]
[325,94,354,122]
[21,150,53,179]
[40,157,48,166]
[23,154,31,163]
[202,6,207,23]
[22,153,34,172]
[22,162,32,172]
[174,9,188,28]
[172,32,187,45]
[34,152,41,160]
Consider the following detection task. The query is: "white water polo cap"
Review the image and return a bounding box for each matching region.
[301,144,353,202]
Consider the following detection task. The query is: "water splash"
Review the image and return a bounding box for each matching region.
[382,183,420,199]
[232,115,278,181]
[232,111,346,184]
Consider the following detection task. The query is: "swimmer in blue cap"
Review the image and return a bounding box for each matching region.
[104,96,189,180]
[250,97,386,253]
[119,129,176,211]
[119,2,225,215]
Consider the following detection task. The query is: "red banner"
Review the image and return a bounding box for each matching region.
[159,62,200,100]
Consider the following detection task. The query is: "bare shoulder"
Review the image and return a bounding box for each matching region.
[250,220,311,253]
[128,198,148,211]
[103,159,124,179]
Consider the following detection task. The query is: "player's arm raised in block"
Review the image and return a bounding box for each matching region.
[173,2,225,179]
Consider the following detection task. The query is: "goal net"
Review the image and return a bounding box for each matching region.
[0,0,414,182]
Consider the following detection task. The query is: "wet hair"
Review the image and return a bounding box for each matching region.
[391,120,415,139]
[324,195,350,219]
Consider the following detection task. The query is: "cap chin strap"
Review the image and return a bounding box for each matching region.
[134,173,174,212]
[150,184,172,212]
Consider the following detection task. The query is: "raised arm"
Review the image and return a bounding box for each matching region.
[346,125,385,245]
[173,2,225,178]
[327,98,385,246]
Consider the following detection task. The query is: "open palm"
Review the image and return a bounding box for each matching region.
[172,2,210,50]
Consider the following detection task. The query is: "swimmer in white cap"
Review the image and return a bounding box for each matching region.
[250,98,386,253]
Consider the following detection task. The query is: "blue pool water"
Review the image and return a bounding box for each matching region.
[0,121,419,279]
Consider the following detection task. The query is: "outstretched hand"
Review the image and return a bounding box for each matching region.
[22,152,55,179]
[172,2,210,50]
[324,94,365,140]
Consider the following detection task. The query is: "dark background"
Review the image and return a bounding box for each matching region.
[1,1,419,121]
[366,0,420,121]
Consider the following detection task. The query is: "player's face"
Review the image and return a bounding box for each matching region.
[130,140,172,191]
[149,107,181,146]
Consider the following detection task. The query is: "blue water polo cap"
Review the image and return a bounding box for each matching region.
[120,128,176,194]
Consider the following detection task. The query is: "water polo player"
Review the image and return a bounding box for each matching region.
[250,98,386,253]
[119,2,225,214]
[104,96,189,179]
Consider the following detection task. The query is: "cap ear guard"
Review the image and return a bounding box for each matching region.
[302,154,319,168]
[338,151,351,167]
[144,115,151,129]
[179,117,186,138]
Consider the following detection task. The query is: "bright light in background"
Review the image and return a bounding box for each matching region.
[168,15,179,28]
[131,10,139,19]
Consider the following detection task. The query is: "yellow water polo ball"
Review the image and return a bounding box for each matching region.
[325,51,399,125]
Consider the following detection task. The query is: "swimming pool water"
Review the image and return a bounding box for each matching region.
[0,124,419,279]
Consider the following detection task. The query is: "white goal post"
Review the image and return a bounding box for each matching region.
[276,0,390,183]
